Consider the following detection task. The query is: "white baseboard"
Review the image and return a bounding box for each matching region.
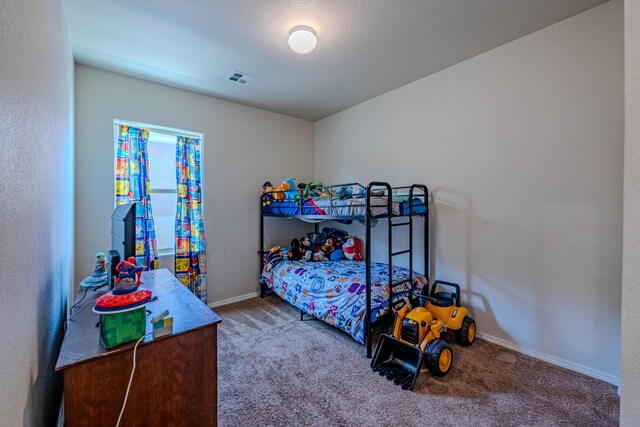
[208,292,259,309]
[476,332,619,386]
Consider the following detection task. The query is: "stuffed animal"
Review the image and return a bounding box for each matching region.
[322,227,347,250]
[343,237,363,261]
[263,246,284,271]
[307,231,328,254]
[330,249,345,261]
[333,185,353,199]
[281,178,297,201]
[290,238,302,260]
[294,182,323,204]
[304,251,325,262]
[353,186,366,198]
[262,181,275,206]
[320,238,335,257]
[271,184,285,201]
[299,236,311,257]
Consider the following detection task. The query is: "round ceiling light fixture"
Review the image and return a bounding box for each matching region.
[288,26,317,54]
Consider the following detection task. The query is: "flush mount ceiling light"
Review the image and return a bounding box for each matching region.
[288,26,317,54]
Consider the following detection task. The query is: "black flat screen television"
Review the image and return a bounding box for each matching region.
[110,202,137,288]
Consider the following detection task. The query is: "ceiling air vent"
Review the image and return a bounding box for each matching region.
[226,70,254,86]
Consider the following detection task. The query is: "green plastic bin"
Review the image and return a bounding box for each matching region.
[99,307,146,349]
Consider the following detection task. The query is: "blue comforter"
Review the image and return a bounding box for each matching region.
[261,260,426,343]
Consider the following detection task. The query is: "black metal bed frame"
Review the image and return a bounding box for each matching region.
[258,181,429,358]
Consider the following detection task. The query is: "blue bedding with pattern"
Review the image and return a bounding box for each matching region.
[261,260,426,343]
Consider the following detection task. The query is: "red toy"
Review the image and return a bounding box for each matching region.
[115,256,146,285]
[343,237,363,261]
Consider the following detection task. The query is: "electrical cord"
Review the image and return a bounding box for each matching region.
[69,287,90,315]
[64,284,108,332]
[116,333,152,427]
[63,299,95,332]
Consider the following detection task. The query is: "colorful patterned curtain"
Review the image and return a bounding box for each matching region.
[175,136,207,302]
[115,125,159,269]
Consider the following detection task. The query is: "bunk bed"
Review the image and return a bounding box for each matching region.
[258,182,430,358]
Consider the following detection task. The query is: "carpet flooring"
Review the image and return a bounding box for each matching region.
[215,296,618,426]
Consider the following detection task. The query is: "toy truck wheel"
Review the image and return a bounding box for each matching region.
[455,316,476,346]
[425,339,453,377]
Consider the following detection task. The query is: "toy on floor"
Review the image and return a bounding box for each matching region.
[80,252,109,288]
[371,280,476,391]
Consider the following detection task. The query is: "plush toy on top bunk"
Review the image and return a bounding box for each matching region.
[262,181,275,206]
[262,179,289,203]
[280,178,297,201]
[294,182,323,204]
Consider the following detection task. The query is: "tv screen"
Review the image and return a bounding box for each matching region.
[111,202,137,264]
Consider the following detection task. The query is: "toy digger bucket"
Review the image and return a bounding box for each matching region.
[371,333,423,391]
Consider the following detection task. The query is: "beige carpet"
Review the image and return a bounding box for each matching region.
[215,296,618,426]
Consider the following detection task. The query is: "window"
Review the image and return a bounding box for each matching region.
[114,121,204,257]
[147,131,178,254]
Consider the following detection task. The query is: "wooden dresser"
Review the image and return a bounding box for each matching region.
[56,269,221,426]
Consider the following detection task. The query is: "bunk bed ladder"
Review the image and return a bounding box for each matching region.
[366,182,393,358]
[409,184,430,302]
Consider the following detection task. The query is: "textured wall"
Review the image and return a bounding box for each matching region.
[74,65,314,303]
[315,1,623,383]
[0,0,74,425]
[622,0,640,424]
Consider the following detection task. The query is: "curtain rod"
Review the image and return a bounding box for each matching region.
[114,119,203,139]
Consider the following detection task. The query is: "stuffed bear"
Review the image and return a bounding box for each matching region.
[343,237,363,261]
[272,184,286,201]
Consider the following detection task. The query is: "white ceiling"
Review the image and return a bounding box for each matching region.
[65,0,609,121]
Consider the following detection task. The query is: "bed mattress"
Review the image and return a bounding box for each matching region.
[262,197,426,218]
[261,260,426,343]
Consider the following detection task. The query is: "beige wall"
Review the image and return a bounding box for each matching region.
[0,0,74,425]
[315,1,623,383]
[75,65,314,303]
[622,0,640,423]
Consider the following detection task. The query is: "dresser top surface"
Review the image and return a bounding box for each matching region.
[56,268,221,370]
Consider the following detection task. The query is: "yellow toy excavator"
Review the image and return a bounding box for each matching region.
[371,280,475,390]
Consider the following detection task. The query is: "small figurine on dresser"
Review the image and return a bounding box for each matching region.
[79,252,109,288]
